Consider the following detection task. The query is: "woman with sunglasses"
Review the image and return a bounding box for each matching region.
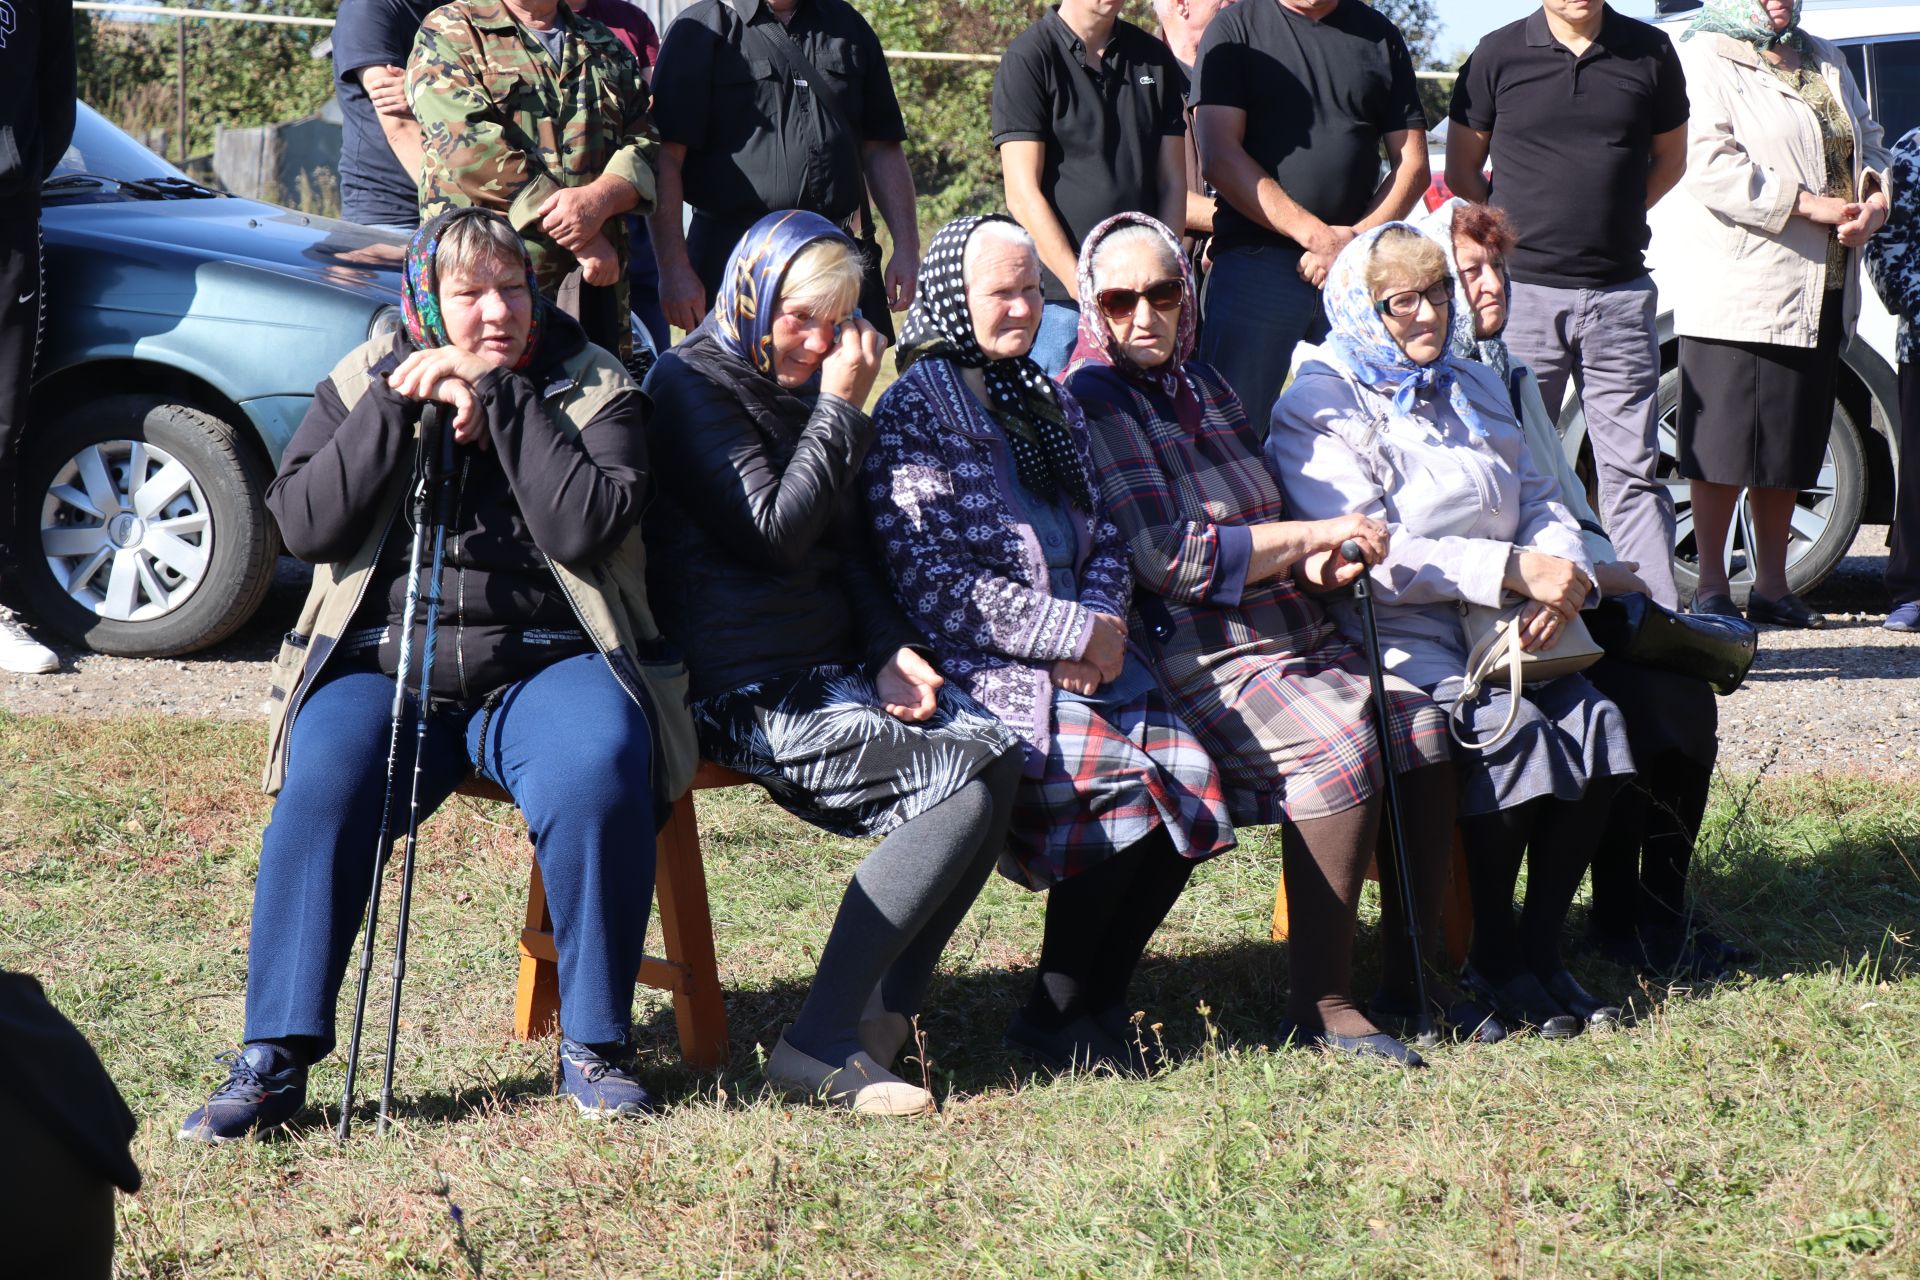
[862,214,1236,1074]
[1063,213,1467,1064]
[1268,225,1635,1041]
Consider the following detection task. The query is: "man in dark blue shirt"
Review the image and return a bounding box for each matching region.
[333,0,443,230]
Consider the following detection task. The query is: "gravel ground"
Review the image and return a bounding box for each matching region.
[4,527,1916,777]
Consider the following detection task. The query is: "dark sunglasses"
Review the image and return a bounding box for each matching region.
[1374,279,1453,319]
[1096,278,1185,321]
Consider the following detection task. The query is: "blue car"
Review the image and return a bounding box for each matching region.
[18,105,406,657]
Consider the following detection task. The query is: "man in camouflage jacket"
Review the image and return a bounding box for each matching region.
[407,0,656,356]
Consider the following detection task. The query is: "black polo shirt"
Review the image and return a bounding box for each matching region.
[332,0,442,228]
[1450,6,1689,288]
[991,10,1186,302]
[650,0,906,225]
[1192,0,1426,257]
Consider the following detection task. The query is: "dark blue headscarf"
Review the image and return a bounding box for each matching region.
[704,209,854,379]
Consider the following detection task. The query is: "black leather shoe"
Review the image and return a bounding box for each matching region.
[1005,1011,1134,1074]
[1277,1018,1426,1068]
[1461,964,1582,1040]
[1746,592,1825,629]
[1541,968,1623,1029]
[1368,988,1507,1045]
[1692,593,1743,619]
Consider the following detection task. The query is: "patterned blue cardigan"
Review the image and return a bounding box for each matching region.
[863,356,1133,761]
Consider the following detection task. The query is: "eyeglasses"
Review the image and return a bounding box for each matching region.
[1096,278,1185,321]
[1374,280,1453,319]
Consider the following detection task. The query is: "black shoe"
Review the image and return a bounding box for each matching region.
[1541,969,1623,1029]
[1005,1010,1135,1075]
[1461,964,1582,1040]
[1276,1018,1426,1068]
[1746,592,1825,629]
[1367,988,1509,1046]
[1692,593,1743,619]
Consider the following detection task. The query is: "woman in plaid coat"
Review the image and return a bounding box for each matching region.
[1064,213,1474,1062]
[864,214,1235,1075]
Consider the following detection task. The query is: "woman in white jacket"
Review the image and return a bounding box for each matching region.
[1669,0,1890,627]
[1269,224,1635,1039]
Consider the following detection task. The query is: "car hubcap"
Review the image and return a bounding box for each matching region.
[38,440,212,622]
[1657,409,1835,589]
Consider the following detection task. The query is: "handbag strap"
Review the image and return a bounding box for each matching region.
[1448,617,1525,752]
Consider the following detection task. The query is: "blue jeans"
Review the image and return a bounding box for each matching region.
[243,654,656,1051]
[1031,302,1083,378]
[1197,244,1327,432]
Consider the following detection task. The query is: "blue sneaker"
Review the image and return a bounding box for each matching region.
[178,1043,308,1143]
[559,1037,658,1118]
[1886,601,1920,633]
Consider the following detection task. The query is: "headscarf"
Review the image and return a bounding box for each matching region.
[896,214,1091,510]
[1321,221,1490,441]
[1065,212,1212,434]
[1682,0,1805,51]
[1417,197,1511,380]
[706,208,853,379]
[401,206,543,369]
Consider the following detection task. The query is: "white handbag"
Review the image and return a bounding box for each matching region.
[1448,602,1603,751]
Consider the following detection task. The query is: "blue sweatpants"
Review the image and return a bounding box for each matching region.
[243,653,656,1052]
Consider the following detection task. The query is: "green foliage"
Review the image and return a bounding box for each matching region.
[76,2,336,157]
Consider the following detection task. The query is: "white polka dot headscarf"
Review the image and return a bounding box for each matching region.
[896,214,1091,511]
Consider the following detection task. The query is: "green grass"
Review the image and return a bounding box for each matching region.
[3,711,1919,1278]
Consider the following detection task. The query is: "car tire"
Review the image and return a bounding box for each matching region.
[1652,366,1866,607]
[13,394,279,657]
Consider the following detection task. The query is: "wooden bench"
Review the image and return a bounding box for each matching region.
[458,761,746,1070]
[1270,832,1476,969]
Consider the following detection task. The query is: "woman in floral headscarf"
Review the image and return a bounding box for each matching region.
[863,214,1235,1075]
[180,206,699,1141]
[644,210,1022,1118]
[1269,224,1635,1042]
[1670,0,1890,626]
[1062,212,1474,1062]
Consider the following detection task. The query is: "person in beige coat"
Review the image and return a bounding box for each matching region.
[1668,0,1889,628]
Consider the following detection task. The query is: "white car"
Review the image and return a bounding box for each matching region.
[1562,0,1918,604]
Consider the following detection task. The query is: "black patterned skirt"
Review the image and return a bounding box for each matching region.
[691,663,1020,839]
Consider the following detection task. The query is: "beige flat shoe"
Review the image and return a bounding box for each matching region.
[765,1034,934,1117]
[859,985,913,1068]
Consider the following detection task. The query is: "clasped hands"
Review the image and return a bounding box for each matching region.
[1508,550,1592,653]
[1050,612,1129,697]
[387,348,496,446]
[536,185,622,287]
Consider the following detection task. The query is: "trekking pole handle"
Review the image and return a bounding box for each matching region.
[1340,538,1365,564]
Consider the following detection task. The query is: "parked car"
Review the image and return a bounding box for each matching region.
[19,104,406,657]
[1602,0,1914,604]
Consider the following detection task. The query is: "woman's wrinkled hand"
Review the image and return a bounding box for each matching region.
[876,646,942,723]
[1296,547,1369,593]
[1837,194,1889,249]
[1515,600,1568,653]
[1080,612,1128,683]
[1594,559,1651,598]
[820,316,888,405]
[388,348,492,444]
[1510,550,1589,616]
[1309,513,1389,563]
[1050,657,1103,695]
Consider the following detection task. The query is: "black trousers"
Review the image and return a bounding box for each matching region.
[1890,362,1920,608]
[0,199,43,563]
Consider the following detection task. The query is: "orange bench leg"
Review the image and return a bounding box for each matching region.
[515,860,561,1039]
[654,790,730,1070]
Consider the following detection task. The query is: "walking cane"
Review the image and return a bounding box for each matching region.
[337,403,453,1141]
[1341,539,1435,1042]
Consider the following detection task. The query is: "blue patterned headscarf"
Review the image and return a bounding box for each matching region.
[1322,222,1489,441]
[1682,0,1805,52]
[707,209,854,378]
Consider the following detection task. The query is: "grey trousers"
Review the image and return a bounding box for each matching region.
[1505,275,1679,608]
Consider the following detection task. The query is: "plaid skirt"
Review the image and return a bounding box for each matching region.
[1176,642,1452,827]
[1004,690,1237,891]
[692,664,1019,839]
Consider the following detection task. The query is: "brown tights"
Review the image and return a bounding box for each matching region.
[1284,764,1456,1037]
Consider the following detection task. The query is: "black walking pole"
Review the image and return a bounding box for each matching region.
[1341,539,1435,1041]
[337,403,448,1142]
[376,411,458,1135]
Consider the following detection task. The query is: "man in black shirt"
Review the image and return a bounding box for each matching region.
[0,0,73,676]
[991,0,1188,376]
[1447,0,1690,608]
[648,0,919,341]
[332,0,443,231]
[1192,0,1429,424]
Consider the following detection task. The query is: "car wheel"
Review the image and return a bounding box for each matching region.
[13,394,279,657]
[1652,366,1866,607]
